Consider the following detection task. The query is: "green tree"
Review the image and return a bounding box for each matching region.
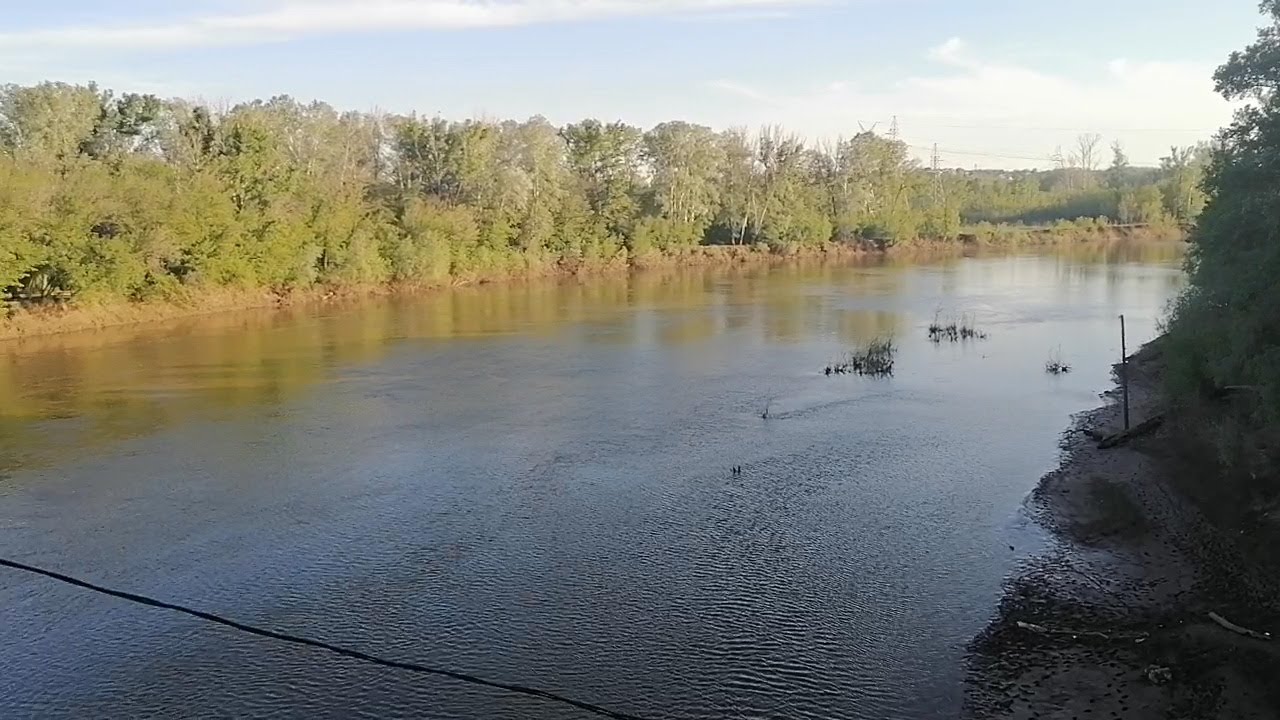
[712,128,759,245]
[560,120,641,248]
[0,82,104,164]
[0,159,44,292]
[642,122,724,227]
[1160,145,1208,223]
[1166,0,1280,414]
[1107,141,1131,190]
[509,118,566,258]
[1117,185,1166,224]
[81,92,164,161]
[831,131,919,242]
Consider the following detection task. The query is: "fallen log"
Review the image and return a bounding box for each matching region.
[1209,611,1272,641]
[1214,385,1266,401]
[1098,415,1165,449]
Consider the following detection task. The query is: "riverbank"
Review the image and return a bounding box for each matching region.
[0,243,835,342]
[965,341,1280,718]
[1,229,1180,343]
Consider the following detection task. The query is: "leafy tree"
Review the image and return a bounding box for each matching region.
[643,122,724,231]
[1160,145,1208,222]
[506,117,567,257]
[0,82,104,164]
[1107,142,1131,190]
[81,92,164,161]
[712,128,758,245]
[0,159,44,292]
[1166,0,1280,415]
[560,120,641,246]
[1117,185,1166,224]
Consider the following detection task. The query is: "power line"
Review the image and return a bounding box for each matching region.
[873,116,1218,133]
[909,144,1172,167]
[904,143,1054,163]
[0,558,654,720]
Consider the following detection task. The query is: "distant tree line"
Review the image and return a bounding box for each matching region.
[962,133,1210,226]
[0,82,1206,305]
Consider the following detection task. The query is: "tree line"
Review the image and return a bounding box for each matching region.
[0,82,1206,305]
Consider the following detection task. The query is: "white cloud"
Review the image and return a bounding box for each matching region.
[0,0,821,52]
[927,37,970,67]
[709,38,1236,169]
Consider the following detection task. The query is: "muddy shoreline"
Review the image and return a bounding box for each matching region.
[0,242,852,342]
[965,343,1280,719]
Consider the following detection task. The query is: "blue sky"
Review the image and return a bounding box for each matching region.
[0,0,1266,168]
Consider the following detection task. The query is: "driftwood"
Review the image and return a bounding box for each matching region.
[1209,612,1272,641]
[1214,385,1265,401]
[1098,415,1165,450]
[1016,621,1149,642]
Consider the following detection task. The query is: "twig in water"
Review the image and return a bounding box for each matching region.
[1046,346,1072,375]
[760,396,774,420]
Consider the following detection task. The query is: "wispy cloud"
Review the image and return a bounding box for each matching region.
[708,79,781,106]
[926,36,970,66]
[710,37,1234,168]
[0,0,822,53]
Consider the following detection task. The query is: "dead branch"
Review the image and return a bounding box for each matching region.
[1209,612,1272,641]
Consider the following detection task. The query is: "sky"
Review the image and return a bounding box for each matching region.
[0,0,1267,169]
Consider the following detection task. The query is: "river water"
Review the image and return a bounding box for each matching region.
[0,245,1183,719]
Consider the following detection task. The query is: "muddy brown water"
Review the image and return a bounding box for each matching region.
[1,245,1183,719]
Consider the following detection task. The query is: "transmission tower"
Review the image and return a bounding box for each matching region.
[931,143,944,204]
[889,115,900,141]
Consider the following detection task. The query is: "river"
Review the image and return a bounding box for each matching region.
[0,245,1183,719]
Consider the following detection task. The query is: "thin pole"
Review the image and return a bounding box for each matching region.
[1120,314,1131,431]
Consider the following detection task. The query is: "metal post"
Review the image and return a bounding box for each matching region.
[1120,314,1131,431]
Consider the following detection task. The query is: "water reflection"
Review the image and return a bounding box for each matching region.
[0,243,1183,472]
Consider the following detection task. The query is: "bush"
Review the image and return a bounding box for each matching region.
[389,200,466,284]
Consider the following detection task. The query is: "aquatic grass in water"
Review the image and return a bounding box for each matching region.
[826,338,896,377]
[928,312,989,343]
[1045,347,1072,375]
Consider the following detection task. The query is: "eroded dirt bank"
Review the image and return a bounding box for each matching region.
[966,342,1280,719]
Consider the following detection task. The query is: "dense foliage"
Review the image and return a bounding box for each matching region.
[0,82,1202,306]
[1165,0,1280,416]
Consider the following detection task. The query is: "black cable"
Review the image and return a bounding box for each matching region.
[0,558,653,720]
